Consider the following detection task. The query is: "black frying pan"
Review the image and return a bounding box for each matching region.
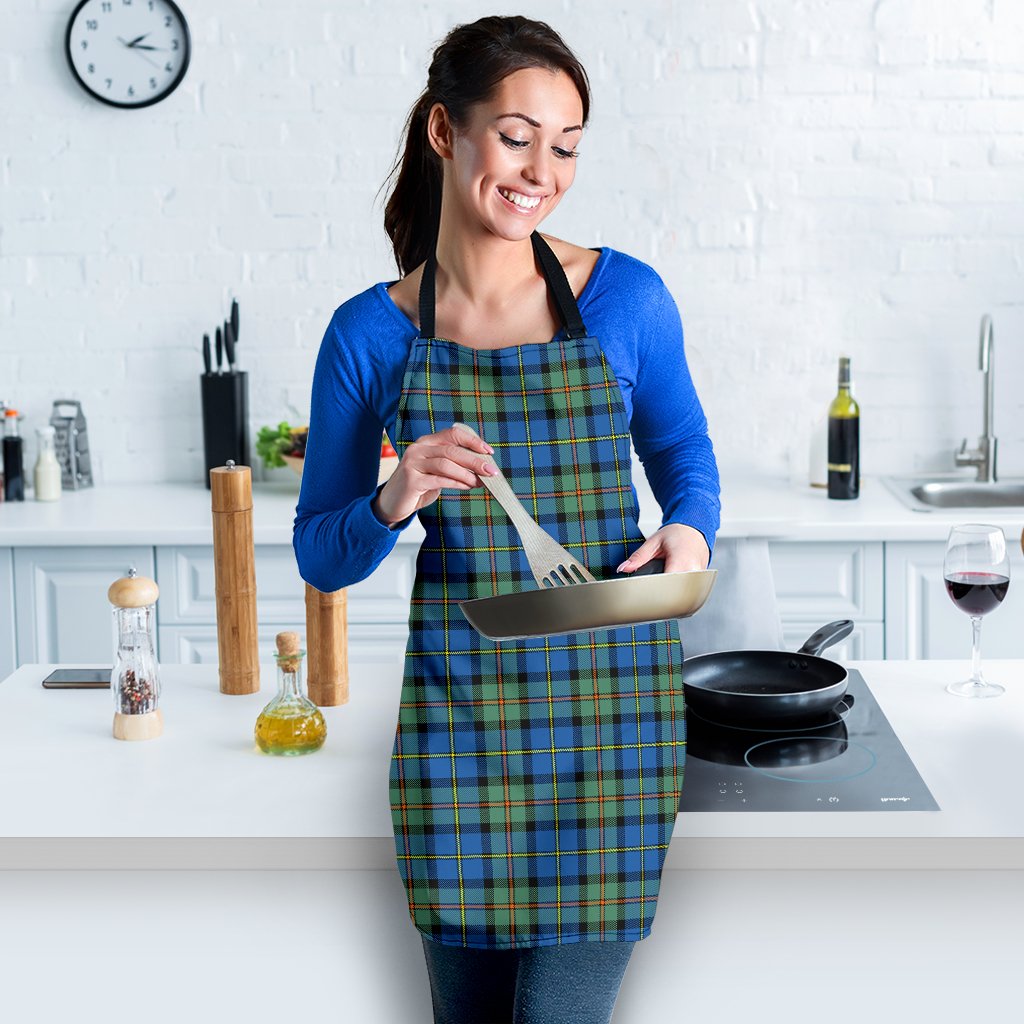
[687,696,855,767]
[683,620,854,725]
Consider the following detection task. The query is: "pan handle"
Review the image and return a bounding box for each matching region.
[797,620,854,657]
[619,557,665,577]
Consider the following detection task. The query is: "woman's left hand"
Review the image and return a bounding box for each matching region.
[617,523,710,574]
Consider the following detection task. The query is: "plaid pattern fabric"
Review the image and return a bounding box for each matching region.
[390,335,685,950]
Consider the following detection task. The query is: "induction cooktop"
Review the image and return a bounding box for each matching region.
[677,670,939,812]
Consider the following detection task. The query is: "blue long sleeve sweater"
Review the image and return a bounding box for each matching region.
[293,247,720,594]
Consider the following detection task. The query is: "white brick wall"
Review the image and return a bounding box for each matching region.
[1,0,1022,485]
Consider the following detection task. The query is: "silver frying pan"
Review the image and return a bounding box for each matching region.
[459,564,718,640]
[452,421,717,640]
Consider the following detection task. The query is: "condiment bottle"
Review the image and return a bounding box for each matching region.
[33,425,62,502]
[254,632,327,756]
[108,569,163,741]
[3,409,25,502]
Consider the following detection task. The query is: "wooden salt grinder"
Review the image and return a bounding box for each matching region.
[211,461,260,694]
[305,583,349,706]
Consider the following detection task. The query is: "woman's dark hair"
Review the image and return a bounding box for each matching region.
[381,16,591,276]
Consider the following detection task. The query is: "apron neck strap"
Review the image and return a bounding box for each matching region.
[417,232,588,341]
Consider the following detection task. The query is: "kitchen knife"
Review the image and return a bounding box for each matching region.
[224,319,236,372]
[215,326,223,373]
[230,298,239,347]
[202,333,211,375]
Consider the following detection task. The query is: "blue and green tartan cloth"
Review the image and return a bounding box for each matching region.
[390,331,686,950]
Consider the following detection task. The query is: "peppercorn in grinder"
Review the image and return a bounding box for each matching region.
[108,569,163,741]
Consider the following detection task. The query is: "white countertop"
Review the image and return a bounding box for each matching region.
[3,658,1023,869]
[2,473,1021,547]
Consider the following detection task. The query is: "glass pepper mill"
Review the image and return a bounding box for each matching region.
[107,569,163,741]
[254,631,327,755]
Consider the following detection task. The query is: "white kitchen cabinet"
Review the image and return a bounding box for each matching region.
[0,548,14,680]
[158,622,409,667]
[780,620,884,661]
[156,544,417,629]
[885,541,1024,660]
[769,542,885,655]
[12,546,156,664]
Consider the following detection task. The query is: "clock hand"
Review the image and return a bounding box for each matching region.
[126,33,150,47]
[132,44,163,51]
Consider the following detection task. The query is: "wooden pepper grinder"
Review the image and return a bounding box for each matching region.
[305,583,349,706]
[210,460,260,694]
[108,569,163,741]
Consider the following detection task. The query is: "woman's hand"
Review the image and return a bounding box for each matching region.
[617,523,710,574]
[371,423,497,527]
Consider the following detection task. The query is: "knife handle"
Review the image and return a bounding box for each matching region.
[202,334,212,375]
[215,327,223,372]
[224,320,235,371]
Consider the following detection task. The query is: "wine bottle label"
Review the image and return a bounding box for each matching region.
[827,417,859,500]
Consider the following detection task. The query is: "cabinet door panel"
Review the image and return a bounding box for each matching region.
[885,541,1024,659]
[13,547,155,664]
[769,542,884,620]
[157,544,416,625]
[158,623,409,667]
[0,549,15,677]
[781,621,884,662]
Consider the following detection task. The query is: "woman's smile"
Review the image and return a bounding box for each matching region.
[496,186,545,212]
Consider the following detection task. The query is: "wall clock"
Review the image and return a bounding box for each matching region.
[65,0,191,109]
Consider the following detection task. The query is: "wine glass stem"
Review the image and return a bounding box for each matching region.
[970,615,984,686]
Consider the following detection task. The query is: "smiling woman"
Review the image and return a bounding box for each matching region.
[292,13,721,1024]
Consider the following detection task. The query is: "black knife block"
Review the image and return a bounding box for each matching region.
[200,372,250,489]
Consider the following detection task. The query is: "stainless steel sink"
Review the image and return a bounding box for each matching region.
[884,476,1024,512]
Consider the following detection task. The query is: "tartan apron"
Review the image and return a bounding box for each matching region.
[389,233,685,950]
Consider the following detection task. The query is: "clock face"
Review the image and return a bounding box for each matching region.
[65,0,191,109]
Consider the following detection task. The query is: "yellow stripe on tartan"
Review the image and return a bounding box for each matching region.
[632,627,645,930]
[407,636,680,657]
[600,352,632,579]
[400,843,671,860]
[544,635,562,940]
[492,431,631,446]
[426,342,468,945]
[470,349,520,943]
[393,739,683,760]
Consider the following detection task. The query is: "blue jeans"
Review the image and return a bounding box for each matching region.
[419,935,636,1024]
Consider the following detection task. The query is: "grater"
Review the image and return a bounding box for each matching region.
[50,399,94,489]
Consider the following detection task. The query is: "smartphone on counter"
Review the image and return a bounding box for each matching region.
[41,668,111,689]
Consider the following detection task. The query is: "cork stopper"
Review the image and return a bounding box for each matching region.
[275,631,303,672]
[108,569,159,608]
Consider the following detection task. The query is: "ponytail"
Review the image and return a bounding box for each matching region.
[381,16,590,277]
[382,96,443,278]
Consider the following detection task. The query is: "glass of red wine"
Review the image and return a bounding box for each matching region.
[943,524,1010,698]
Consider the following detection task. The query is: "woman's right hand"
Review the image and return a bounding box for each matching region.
[371,423,497,527]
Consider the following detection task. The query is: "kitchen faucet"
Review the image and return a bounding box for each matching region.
[954,314,997,483]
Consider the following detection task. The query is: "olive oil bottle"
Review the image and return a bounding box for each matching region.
[255,632,327,755]
[827,357,860,500]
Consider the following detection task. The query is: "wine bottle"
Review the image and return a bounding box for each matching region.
[3,409,25,502]
[827,357,860,500]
